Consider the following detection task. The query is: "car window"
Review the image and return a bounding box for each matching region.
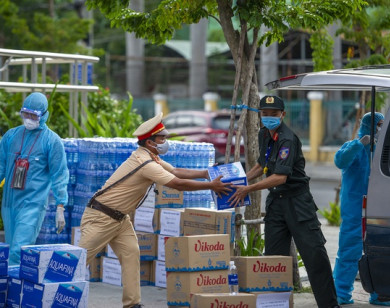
[164,116,176,129]
[193,116,207,127]
[212,116,233,130]
[176,115,193,127]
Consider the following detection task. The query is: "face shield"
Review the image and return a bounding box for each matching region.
[20,107,47,122]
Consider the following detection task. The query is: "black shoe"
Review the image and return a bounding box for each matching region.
[332,305,342,308]
[132,304,144,308]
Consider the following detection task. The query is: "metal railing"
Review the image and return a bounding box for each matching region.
[0,48,100,137]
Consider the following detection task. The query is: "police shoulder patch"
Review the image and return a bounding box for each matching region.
[279,147,290,160]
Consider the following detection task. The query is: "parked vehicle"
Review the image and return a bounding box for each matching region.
[163,110,245,166]
[266,64,390,300]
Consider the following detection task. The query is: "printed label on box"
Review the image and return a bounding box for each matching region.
[134,207,156,234]
[160,209,183,236]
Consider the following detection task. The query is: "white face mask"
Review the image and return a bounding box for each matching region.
[23,118,40,130]
[151,140,169,155]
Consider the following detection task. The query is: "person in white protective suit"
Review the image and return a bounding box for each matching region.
[0,92,69,264]
[334,111,390,306]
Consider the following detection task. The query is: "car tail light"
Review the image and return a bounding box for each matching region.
[280,74,299,81]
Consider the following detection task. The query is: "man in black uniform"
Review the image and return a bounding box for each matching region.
[230,95,340,308]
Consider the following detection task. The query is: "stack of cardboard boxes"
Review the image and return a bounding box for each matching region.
[3,243,89,308]
[0,243,9,307]
[19,244,89,307]
[165,234,231,306]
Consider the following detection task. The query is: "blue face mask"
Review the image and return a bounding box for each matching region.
[262,116,281,130]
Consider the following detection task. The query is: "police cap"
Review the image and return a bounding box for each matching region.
[133,112,169,141]
[259,95,285,111]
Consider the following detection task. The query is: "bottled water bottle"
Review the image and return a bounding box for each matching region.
[228,260,239,295]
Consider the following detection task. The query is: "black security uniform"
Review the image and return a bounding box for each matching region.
[258,122,338,308]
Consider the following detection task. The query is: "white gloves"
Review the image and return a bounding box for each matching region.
[56,206,66,234]
[360,135,370,146]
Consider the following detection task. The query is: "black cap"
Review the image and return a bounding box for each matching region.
[259,95,285,110]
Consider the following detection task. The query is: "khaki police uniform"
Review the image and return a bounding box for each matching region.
[258,96,338,308]
[79,113,174,308]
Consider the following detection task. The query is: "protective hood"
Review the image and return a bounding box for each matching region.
[358,112,384,138]
[22,92,49,127]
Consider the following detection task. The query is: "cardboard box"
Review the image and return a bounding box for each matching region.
[159,208,184,236]
[7,265,22,308]
[20,244,87,284]
[140,261,152,286]
[153,260,166,288]
[101,257,122,286]
[182,208,235,242]
[0,277,7,292]
[0,243,9,261]
[166,270,229,306]
[190,292,256,308]
[71,227,81,246]
[88,256,101,282]
[208,162,251,210]
[21,280,89,308]
[142,183,156,208]
[138,232,157,261]
[105,244,117,259]
[157,235,169,261]
[165,234,230,272]
[134,207,160,234]
[0,291,5,308]
[233,256,293,292]
[252,291,293,308]
[155,184,184,208]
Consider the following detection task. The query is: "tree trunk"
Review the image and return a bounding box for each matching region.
[217,0,262,228]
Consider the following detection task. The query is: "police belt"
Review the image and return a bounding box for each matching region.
[87,198,126,221]
[269,185,309,199]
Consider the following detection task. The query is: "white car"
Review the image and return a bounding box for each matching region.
[266,64,390,299]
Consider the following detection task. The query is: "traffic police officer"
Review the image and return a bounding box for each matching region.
[79,113,231,308]
[230,95,340,308]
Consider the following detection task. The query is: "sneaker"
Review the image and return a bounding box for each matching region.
[131,305,144,308]
[337,297,354,305]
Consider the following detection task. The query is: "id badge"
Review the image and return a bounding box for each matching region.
[11,158,30,190]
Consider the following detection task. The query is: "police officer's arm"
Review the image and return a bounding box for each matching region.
[171,168,209,179]
[246,163,264,182]
[164,175,232,196]
[228,173,287,207]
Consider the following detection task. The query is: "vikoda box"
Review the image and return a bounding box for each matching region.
[165,234,230,272]
[233,256,293,292]
[21,280,89,308]
[207,162,251,210]
[166,270,229,306]
[190,292,256,308]
[20,244,86,284]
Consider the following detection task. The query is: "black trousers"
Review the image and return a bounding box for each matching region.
[264,191,338,308]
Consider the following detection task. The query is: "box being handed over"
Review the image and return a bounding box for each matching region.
[208,162,251,210]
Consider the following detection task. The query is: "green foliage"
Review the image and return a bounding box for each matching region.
[235,227,264,256]
[336,0,390,61]
[58,88,143,138]
[319,201,341,226]
[309,30,334,72]
[86,0,366,47]
[0,92,23,136]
